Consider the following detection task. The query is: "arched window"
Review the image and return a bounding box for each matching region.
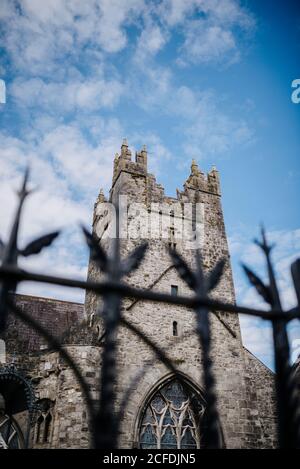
[35,414,43,444]
[0,414,24,449]
[0,394,24,449]
[34,399,54,445]
[139,378,206,449]
[43,412,52,443]
[0,365,36,449]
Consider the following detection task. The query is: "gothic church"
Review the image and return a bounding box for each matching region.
[0,141,279,449]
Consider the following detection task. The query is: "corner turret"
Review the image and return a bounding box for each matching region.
[135,144,147,169]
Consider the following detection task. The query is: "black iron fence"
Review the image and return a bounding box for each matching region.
[0,170,299,449]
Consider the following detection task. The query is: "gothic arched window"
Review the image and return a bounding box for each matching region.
[139,379,205,449]
[34,399,54,445]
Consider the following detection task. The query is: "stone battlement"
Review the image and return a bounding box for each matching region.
[102,140,221,208]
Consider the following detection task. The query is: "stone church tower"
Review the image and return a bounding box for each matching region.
[1,140,277,449]
[84,140,277,449]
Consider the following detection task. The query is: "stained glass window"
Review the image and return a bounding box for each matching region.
[139,379,205,449]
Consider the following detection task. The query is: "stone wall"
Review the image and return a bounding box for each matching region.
[84,141,277,449]
[4,294,85,353]
[242,349,277,448]
[1,141,278,449]
[6,345,100,449]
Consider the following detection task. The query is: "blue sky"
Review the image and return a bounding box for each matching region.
[0,0,299,369]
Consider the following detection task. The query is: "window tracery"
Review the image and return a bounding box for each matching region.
[34,399,54,445]
[139,379,205,449]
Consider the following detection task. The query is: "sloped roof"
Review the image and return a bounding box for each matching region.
[4,293,84,353]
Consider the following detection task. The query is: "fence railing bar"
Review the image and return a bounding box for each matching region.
[116,327,198,428]
[121,318,179,376]
[0,265,299,321]
[1,171,300,449]
[252,228,300,448]
[193,249,221,448]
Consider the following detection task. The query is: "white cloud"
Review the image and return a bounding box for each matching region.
[170,86,253,159]
[0,119,124,302]
[127,68,253,161]
[158,0,195,27]
[229,227,300,368]
[230,228,300,309]
[157,0,255,66]
[96,0,144,53]
[11,77,124,112]
[0,118,172,302]
[129,132,172,176]
[0,120,121,205]
[240,315,274,367]
[179,23,239,66]
[17,226,89,303]
[0,0,15,20]
[134,23,168,64]
[1,0,255,81]
[0,0,259,305]
[0,79,6,104]
[2,0,145,75]
[129,63,173,112]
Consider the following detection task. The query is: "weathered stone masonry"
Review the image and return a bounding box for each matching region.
[85,140,277,449]
[1,140,278,448]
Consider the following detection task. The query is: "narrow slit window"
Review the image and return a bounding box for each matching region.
[173,321,178,337]
[43,413,52,443]
[35,415,43,443]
